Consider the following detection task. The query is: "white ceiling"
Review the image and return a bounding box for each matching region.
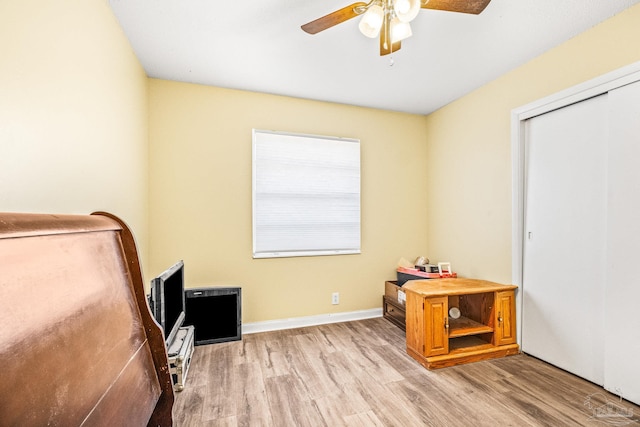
[108,0,640,115]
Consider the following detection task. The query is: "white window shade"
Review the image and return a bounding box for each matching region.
[252,130,361,258]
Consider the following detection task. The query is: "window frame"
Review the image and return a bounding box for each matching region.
[252,129,361,259]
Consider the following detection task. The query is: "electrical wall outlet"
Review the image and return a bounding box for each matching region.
[332,292,339,305]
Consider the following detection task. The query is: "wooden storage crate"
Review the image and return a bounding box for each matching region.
[383,281,406,330]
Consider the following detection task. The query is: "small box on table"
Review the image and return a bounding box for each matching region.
[396,266,457,286]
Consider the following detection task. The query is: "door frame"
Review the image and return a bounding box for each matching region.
[510,60,640,343]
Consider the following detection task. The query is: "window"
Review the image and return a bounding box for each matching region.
[252,129,360,258]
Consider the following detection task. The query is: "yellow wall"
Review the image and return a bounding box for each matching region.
[5,0,638,324]
[0,0,150,271]
[148,80,428,322]
[425,4,640,284]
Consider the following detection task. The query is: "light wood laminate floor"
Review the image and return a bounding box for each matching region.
[173,318,639,426]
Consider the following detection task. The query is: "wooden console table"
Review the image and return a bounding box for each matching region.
[404,278,519,369]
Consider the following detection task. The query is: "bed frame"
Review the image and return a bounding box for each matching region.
[0,212,173,426]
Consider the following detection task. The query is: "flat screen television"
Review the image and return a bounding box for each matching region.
[150,260,186,348]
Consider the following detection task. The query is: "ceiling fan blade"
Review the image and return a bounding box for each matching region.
[301,2,369,34]
[379,12,401,56]
[421,0,491,14]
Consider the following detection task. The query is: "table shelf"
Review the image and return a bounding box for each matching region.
[449,316,493,338]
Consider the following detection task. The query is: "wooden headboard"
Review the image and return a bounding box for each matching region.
[0,212,173,426]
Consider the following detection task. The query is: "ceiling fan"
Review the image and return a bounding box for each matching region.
[301,0,491,56]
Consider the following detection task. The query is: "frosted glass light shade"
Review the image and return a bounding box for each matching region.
[390,18,412,43]
[393,0,421,23]
[358,5,384,38]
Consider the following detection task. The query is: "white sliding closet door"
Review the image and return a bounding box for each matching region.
[522,95,608,385]
[604,80,640,403]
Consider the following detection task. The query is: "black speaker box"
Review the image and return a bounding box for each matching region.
[184,287,241,345]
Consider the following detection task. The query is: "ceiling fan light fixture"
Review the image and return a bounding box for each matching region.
[358,4,384,38]
[393,0,421,23]
[390,18,412,43]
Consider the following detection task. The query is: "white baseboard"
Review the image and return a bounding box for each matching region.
[242,308,383,335]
